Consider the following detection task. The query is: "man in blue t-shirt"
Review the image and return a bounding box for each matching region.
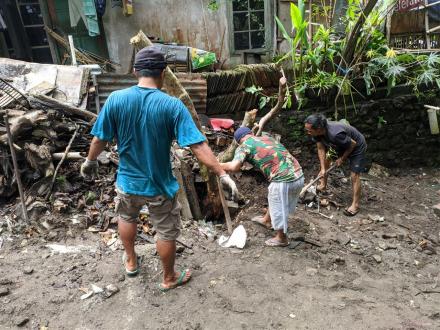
[80,46,238,291]
[305,114,367,217]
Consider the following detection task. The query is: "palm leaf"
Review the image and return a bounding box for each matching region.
[275,16,292,42]
[290,2,302,31]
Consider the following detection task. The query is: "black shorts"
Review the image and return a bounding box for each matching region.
[348,151,367,173]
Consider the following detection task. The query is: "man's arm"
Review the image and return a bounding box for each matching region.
[221,160,242,173]
[87,137,107,160]
[190,141,225,176]
[190,141,240,199]
[317,142,327,174]
[336,139,357,166]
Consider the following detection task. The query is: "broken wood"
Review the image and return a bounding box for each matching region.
[173,159,193,221]
[0,110,47,145]
[4,110,29,224]
[46,125,79,200]
[216,176,233,234]
[29,94,97,122]
[180,159,203,220]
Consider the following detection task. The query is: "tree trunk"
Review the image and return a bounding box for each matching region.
[219,109,258,163]
[341,0,379,68]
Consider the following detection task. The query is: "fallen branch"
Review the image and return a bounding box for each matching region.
[219,109,258,163]
[415,289,440,296]
[29,94,97,122]
[254,74,287,136]
[45,125,79,200]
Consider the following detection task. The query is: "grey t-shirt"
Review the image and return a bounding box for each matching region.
[312,121,366,156]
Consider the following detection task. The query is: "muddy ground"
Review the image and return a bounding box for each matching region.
[0,164,440,330]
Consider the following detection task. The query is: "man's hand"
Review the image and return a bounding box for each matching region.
[318,169,326,178]
[335,158,344,167]
[80,159,99,180]
[219,174,239,200]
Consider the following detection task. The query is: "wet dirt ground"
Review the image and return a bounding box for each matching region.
[0,166,439,330]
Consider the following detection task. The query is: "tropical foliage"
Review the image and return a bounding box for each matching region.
[246,0,440,115]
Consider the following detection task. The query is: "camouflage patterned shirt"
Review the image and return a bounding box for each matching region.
[233,135,303,182]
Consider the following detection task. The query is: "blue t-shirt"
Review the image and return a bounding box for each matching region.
[91,86,205,198]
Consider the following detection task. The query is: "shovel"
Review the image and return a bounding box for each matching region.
[299,164,337,198]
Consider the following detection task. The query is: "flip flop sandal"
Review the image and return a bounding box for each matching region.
[343,208,359,217]
[265,238,290,247]
[122,253,141,277]
[158,269,191,292]
[251,216,271,229]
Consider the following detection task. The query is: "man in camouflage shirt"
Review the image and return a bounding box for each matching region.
[221,127,304,247]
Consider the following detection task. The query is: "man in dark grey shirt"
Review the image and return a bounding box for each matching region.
[304,114,367,216]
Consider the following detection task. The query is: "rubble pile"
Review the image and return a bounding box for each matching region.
[0,79,120,232]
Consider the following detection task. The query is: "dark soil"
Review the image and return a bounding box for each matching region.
[1,165,439,329]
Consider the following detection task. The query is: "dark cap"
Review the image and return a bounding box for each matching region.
[234,127,252,143]
[134,46,167,74]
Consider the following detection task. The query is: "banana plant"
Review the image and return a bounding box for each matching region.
[275,0,309,79]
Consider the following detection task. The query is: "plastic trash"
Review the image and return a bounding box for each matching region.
[218,225,247,249]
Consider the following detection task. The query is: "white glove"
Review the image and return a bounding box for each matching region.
[80,159,99,180]
[219,174,239,201]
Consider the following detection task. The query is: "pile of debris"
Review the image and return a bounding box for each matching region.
[0,61,119,231]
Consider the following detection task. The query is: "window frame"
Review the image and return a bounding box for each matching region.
[227,0,274,55]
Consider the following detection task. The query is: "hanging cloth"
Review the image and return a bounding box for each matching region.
[95,0,106,17]
[68,0,100,37]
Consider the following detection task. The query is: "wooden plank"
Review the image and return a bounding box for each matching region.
[216,176,233,234]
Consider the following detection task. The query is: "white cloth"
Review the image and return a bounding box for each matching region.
[268,177,304,233]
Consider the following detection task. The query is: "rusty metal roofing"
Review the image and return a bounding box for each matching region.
[92,73,207,113]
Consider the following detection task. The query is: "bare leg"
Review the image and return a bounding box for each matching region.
[118,218,137,271]
[273,230,288,243]
[348,171,361,213]
[262,209,271,226]
[157,239,191,288]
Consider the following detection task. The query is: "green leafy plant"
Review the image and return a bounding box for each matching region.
[207,0,219,11]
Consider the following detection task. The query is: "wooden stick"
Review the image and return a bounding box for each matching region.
[299,164,337,198]
[45,125,79,200]
[4,110,29,224]
[216,176,233,234]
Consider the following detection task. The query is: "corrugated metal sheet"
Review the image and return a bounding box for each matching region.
[93,73,207,113]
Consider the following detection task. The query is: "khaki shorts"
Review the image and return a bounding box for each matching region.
[115,189,182,241]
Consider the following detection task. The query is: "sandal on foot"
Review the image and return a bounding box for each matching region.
[343,208,359,217]
[265,238,289,247]
[158,269,191,292]
[251,216,271,229]
[122,253,141,277]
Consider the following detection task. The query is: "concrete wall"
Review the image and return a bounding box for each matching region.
[102,0,232,73]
